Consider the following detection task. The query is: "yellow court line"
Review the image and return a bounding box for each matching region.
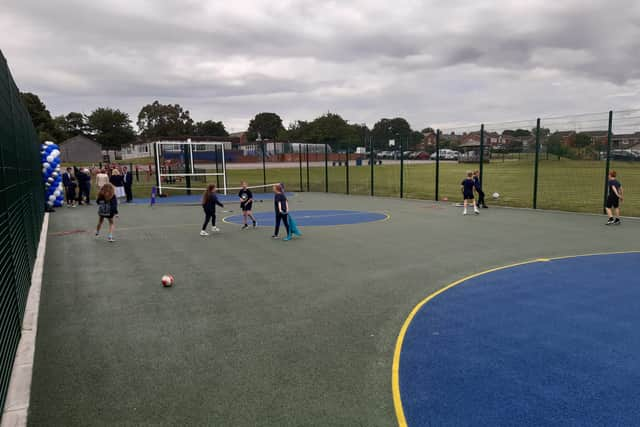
[391,250,640,427]
[222,211,391,227]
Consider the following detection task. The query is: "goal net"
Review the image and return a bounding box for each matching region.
[154,140,228,194]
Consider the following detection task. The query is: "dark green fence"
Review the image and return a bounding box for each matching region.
[247,110,639,217]
[0,50,44,412]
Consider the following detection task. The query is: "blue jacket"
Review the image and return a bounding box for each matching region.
[202,192,224,213]
[62,172,72,187]
[473,176,482,190]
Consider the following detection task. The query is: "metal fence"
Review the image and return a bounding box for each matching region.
[0,50,44,411]
[246,110,638,217]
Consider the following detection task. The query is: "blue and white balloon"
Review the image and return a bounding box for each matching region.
[41,141,64,208]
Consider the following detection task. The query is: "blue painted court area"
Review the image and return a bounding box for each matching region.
[132,192,288,205]
[398,253,640,426]
[224,210,387,227]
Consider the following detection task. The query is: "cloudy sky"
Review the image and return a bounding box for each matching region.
[2,0,639,132]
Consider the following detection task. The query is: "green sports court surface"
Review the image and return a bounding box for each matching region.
[28,193,640,426]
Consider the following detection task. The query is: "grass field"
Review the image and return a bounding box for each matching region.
[119,159,640,217]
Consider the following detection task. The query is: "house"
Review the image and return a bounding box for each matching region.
[612,132,640,148]
[59,135,103,163]
[119,141,154,160]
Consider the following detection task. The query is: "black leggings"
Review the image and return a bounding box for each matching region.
[274,212,289,236]
[477,189,486,206]
[202,211,216,230]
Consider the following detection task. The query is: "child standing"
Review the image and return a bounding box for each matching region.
[461,171,480,215]
[272,184,290,240]
[201,184,224,236]
[67,177,78,207]
[96,183,118,242]
[473,170,488,208]
[238,181,257,229]
[606,170,623,225]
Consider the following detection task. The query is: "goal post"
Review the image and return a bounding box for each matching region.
[155,140,228,195]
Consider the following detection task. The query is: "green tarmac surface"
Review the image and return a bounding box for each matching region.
[29,193,640,426]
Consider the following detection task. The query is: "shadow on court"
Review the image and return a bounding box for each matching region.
[29,193,640,426]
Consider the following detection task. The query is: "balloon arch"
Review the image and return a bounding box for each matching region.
[41,141,64,208]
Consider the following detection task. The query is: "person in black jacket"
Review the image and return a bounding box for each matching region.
[62,167,73,206]
[76,167,92,205]
[200,184,224,236]
[473,170,488,208]
[96,183,118,242]
[122,166,133,202]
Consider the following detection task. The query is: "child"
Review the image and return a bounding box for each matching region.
[201,184,224,236]
[605,170,623,225]
[96,183,118,242]
[461,171,479,215]
[272,184,290,240]
[238,181,257,229]
[473,170,488,208]
[67,177,78,207]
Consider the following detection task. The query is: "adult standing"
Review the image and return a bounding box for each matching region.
[77,167,92,205]
[110,169,126,199]
[122,166,133,202]
[62,167,73,206]
[95,169,110,191]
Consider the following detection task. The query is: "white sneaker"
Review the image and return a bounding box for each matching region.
[474,208,480,215]
[211,226,220,232]
[463,210,468,215]
[200,230,209,236]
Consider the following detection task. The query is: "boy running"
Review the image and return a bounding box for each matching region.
[606,170,623,225]
[238,181,257,229]
[201,184,224,236]
[461,171,480,215]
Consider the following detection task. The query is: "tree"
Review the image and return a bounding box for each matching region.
[194,120,228,137]
[87,108,136,149]
[575,133,592,149]
[421,127,435,134]
[20,92,64,142]
[58,112,88,137]
[137,101,194,138]
[372,117,422,148]
[247,112,284,141]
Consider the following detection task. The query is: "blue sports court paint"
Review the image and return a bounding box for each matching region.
[224,210,387,227]
[398,253,640,426]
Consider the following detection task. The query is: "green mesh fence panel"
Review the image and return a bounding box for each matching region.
[0,50,44,412]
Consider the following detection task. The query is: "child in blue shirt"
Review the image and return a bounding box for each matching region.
[461,171,479,215]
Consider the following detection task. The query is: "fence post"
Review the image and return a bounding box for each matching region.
[299,144,303,192]
[215,145,220,188]
[603,110,613,214]
[479,124,485,187]
[306,144,310,192]
[370,137,374,196]
[153,142,161,193]
[261,141,266,187]
[325,142,329,193]
[533,118,541,209]
[400,136,404,198]
[345,145,350,195]
[435,130,440,201]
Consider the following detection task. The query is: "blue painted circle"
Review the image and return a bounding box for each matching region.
[224,210,386,227]
[400,253,640,426]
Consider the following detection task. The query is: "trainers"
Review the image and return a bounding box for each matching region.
[241,224,248,230]
[108,235,114,242]
[253,220,257,228]
[211,226,220,232]
[474,209,480,215]
[200,230,209,236]
[614,218,621,225]
[463,210,468,215]
[283,235,292,241]
[271,235,280,239]
[606,218,614,225]
[95,231,100,236]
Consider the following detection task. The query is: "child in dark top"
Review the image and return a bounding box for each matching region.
[461,171,479,215]
[473,170,487,208]
[605,170,623,225]
[67,177,77,207]
[96,183,118,242]
[238,181,257,229]
[201,184,224,236]
[272,184,290,240]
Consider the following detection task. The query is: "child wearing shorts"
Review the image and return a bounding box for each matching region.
[238,181,257,229]
[606,170,623,225]
[461,171,479,215]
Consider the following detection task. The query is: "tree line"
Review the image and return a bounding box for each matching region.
[21,92,430,151]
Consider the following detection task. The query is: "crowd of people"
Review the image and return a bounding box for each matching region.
[61,165,134,207]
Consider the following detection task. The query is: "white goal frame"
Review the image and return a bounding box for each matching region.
[154,140,228,195]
